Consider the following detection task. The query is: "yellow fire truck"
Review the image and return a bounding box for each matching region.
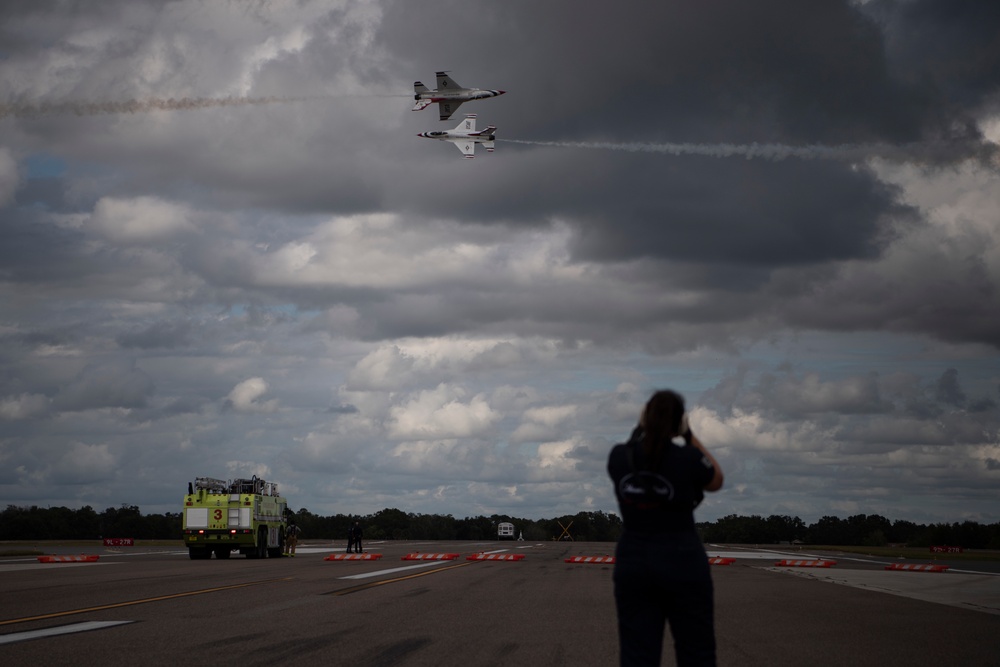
[183,476,287,559]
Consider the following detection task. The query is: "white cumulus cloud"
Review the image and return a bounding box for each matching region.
[226,377,278,413]
[89,196,194,243]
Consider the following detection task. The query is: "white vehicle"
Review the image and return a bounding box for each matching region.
[418,114,496,159]
[498,522,515,540]
[412,72,505,121]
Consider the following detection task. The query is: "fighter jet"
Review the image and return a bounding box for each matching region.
[418,114,496,159]
[412,72,505,121]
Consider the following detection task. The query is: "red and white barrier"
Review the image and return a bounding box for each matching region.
[565,556,615,564]
[884,563,949,572]
[564,555,737,565]
[37,555,100,563]
[467,553,525,561]
[774,559,837,568]
[401,553,460,561]
[324,553,382,561]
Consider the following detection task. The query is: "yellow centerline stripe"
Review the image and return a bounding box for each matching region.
[0,577,292,626]
[328,561,472,596]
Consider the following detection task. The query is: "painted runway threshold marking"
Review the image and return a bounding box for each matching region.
[338,561,448,580]
[0,620,133,645]
[328,562,473,596]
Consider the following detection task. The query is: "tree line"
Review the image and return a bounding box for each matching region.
[2,504,998,549]
[700,513,1000,549]
[0,504,621,543]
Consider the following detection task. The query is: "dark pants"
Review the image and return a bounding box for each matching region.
[354,537,362,553]
[613,531,716,667]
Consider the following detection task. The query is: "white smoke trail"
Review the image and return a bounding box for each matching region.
[502,138,996,165]
[0,93,409,119]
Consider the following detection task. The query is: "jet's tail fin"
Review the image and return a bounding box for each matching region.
[412,81,433,111]
[455,114,477,133]
[482,126,496,152]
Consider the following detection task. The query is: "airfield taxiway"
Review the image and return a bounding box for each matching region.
[1,541,997,666]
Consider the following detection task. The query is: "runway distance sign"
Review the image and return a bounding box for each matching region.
[103,538,134,547]
[929,545,963,553]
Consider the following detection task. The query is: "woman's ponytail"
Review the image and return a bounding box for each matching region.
[639,390,686,469]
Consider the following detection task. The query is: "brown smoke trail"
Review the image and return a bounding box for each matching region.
[0,93,405,119]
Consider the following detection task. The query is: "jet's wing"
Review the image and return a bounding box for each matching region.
[436,71,460,91]
[412,99,432,112]
[452,140,476,159]
[439,100,463,121]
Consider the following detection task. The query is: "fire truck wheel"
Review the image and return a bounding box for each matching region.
[268,529,284,558]
[257,528,268,559]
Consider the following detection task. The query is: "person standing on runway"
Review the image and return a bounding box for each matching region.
[351,521,363,553]
[283,520,300,557]
[607,389,724,667]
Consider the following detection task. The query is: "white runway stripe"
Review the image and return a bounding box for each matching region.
[339,561,449,580]
[0,621,132,645]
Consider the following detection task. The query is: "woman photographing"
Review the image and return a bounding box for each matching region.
[607,390,724,667]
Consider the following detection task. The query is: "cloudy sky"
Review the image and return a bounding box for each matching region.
[1,0,999,525]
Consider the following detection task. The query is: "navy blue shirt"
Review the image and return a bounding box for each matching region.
[607,429,716,533]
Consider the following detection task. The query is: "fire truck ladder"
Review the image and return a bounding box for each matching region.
[193,477,228,493]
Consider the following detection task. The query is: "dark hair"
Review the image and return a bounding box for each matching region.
[639,390,686,469]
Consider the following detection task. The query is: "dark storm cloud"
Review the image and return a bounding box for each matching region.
[381,0,985,145]
[866,0,1000,112]
[374,0,994,279]
[382,154,905,284]
[564,157,904,265]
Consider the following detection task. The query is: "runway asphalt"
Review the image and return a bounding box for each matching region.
[1,541,997,666]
